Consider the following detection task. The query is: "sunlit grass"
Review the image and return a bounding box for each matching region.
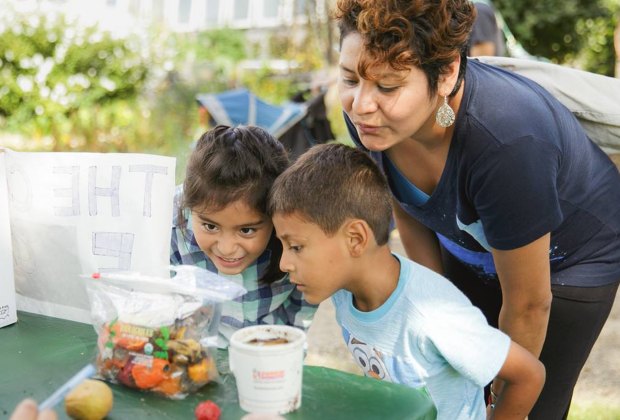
[568,403,620,420]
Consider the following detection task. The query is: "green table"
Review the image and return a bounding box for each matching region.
[0,312,436,420]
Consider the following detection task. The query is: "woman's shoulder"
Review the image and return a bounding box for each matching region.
[465,60,563,118]
[461,60,586,149]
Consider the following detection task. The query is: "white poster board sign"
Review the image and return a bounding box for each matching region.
[0,151,17,328]
[3,149,176,323]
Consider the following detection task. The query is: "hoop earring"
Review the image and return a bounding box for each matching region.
[435,96,455,128]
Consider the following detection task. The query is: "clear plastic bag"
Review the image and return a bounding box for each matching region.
[85,265,246,399]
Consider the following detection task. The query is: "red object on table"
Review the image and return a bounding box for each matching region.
[195,400,221,420]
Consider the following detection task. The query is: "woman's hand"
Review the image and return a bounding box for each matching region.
[492,233,553,357]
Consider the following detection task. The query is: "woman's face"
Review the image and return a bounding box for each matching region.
[338,32,440,151]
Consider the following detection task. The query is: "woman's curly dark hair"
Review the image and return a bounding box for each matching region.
[334,0,476,97]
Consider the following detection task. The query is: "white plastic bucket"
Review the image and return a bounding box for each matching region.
[229,325,306,414]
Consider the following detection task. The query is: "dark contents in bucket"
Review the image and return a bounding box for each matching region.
[246,337,290,346]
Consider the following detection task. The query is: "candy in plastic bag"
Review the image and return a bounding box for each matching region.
[85,265,246,399]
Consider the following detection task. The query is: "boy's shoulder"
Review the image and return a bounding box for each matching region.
[395,254,458,292]
[394,253,479,312]
[332,254,472,318]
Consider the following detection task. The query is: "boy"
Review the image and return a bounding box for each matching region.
[267,143,545,420]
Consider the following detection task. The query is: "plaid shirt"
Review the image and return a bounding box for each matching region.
[170,189,317,346]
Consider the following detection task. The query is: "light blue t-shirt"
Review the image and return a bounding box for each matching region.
[332,254,511,420]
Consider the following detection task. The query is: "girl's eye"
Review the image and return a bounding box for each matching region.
[289,245,302,253]
[240,227,257,235]
[202,223,218,233]
[342,78,358,86]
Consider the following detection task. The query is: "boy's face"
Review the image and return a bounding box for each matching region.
[191,199,273,275]
[273,212,351,305]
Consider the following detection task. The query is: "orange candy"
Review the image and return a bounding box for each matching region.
[153,374,183,396]
[132,358,170,389]
[188,357,215,384]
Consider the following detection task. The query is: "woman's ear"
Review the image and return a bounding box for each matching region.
[439,55,462,96]
[343,219,370,257]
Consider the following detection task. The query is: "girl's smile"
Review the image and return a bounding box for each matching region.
[213,255,245,269]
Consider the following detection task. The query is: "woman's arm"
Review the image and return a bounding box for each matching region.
[392,200,444,275]
[490,341,546,419]
[491,233,553,358]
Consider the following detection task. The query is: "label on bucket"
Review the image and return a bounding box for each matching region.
[253,368,285,382]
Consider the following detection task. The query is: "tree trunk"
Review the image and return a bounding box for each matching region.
[615,19,620,78]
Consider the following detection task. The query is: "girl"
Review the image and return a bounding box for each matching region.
[170,125,317,345]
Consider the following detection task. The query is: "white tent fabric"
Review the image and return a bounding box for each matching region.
[477,56,620,154]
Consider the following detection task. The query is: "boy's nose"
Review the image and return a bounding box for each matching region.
[279,252,293,273]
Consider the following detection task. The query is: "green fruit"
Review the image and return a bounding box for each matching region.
[65,379,113,420]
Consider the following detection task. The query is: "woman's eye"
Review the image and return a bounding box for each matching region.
[240,227,257,235]
[378,85,398,93]
[202,223,218,232]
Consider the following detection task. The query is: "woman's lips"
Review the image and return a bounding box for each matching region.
[357,123,381,135]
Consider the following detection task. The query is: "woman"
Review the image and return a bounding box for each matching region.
[334,1,620,419]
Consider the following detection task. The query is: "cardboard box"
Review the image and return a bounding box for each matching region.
[0,150,17,328]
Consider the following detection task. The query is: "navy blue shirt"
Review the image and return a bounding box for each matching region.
[347,59,620,287]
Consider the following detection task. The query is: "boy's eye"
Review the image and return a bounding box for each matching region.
[289,245,302,253]
[240,227,257,235]
[201,223,218,232]
[342,78,358,86]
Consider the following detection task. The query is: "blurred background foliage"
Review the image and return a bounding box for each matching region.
[495,0,619,75]
[0,0,618,176]
[0,12,149,151]
[0,7,326,181]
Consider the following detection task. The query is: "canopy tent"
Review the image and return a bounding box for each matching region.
[196,88,334,160]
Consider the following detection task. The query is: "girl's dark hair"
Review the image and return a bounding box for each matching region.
[335,0,476,97]
[180,125,289,284]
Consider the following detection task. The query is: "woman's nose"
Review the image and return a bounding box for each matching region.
[352,86,378,115]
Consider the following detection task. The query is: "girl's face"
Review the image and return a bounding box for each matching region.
[191,199,273,275]
[338,32,441,150]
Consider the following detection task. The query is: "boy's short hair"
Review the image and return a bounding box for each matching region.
[268,143,393,245]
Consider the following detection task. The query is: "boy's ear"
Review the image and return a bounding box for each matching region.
[343,219,370,257]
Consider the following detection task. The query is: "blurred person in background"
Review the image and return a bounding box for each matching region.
[468,0,505,57]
